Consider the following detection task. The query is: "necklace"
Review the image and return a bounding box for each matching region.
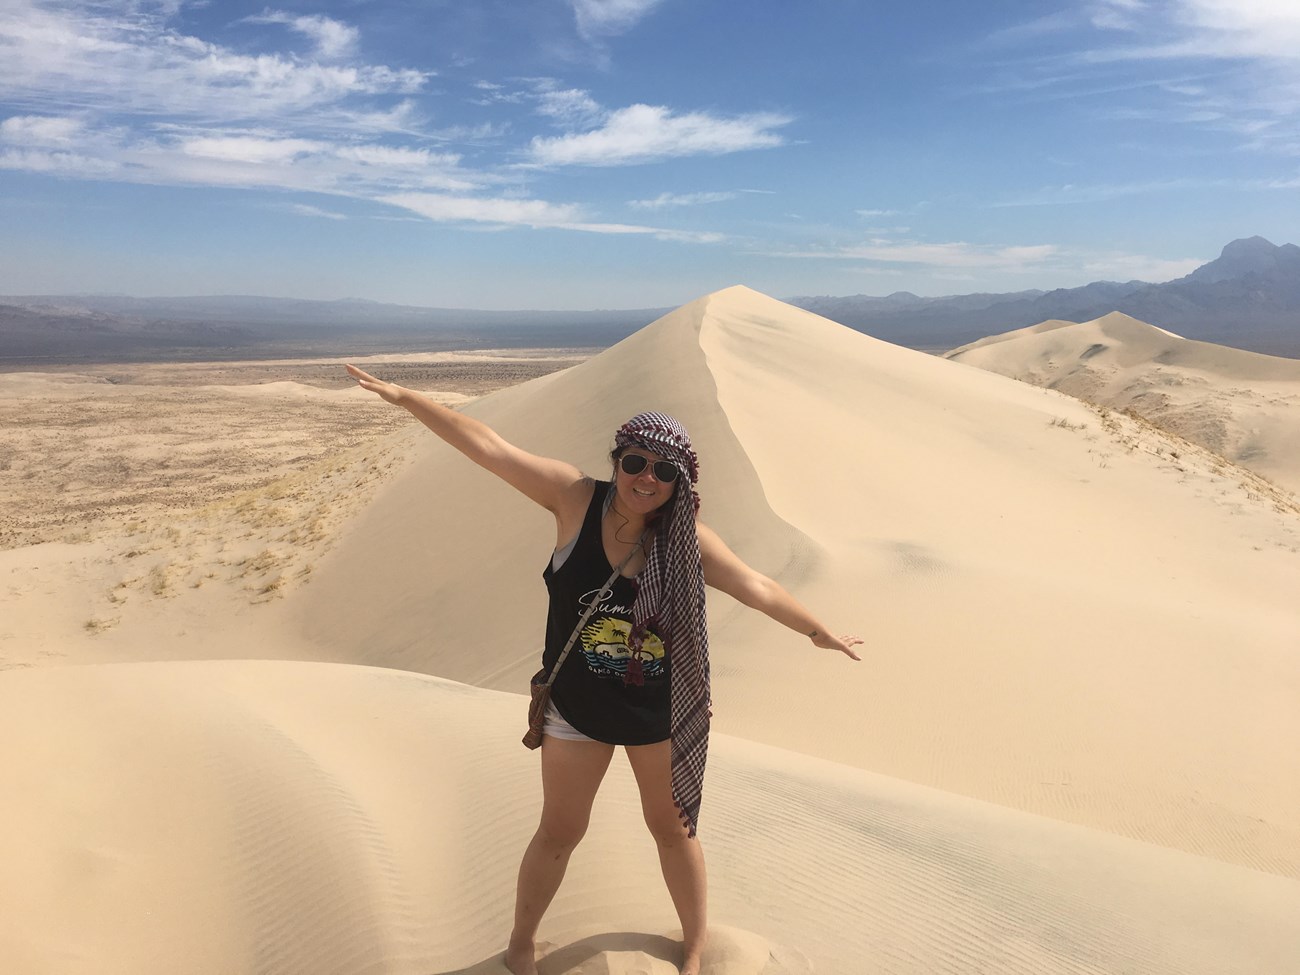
[606,495,647,545]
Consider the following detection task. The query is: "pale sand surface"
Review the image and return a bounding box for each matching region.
[3,661,1297,975]
[2,289,1298,973]
[945,311,1300,494]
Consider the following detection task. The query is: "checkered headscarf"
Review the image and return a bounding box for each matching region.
[615,411,711,837]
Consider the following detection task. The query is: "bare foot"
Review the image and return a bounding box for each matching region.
[504,939,537,975]
[680,948,703,975]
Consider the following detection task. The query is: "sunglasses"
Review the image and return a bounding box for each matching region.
[619,453,680,483]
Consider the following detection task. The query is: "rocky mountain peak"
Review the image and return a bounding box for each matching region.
[1188,236,1299,284]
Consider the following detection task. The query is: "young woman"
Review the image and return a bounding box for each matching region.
[347,364,862,975]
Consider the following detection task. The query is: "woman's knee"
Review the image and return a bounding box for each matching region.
[642,805,692,847]
[536,808,591,851]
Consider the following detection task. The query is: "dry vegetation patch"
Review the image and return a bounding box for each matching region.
[0,350,586,550]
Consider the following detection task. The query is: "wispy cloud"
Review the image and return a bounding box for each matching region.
[243,12,361,60]
[290,203,347,220]
[380,190,724,241]
[531,82,606,129]
[991,175,1297,207]
[771,236,1203,284]
[529,104,791,166]
[1089,1,1300,62]
[982,0,1300,153]
[0,116,481,194]
[0,3,767,245]
[380,192,584,227]
[1076,251,1203,282]
[0,1,427,126]
[629,191,737,209]
[0,113,84,145]
[568,0,667,41]
[771,239,1059,271]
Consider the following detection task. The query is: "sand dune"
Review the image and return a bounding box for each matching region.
[945,311,1300,493]
[2,287,1299,973]
[289,287,1300,877]
[2,660,1296,975]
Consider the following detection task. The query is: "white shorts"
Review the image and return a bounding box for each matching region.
[543,701,598,742]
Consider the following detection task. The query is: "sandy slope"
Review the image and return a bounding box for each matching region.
[944,311,1300,493]
[288,287,1300,879]
[2,660,1296,975]
[2,288,1299,974]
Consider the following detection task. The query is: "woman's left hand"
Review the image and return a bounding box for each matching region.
[811,631,863,661]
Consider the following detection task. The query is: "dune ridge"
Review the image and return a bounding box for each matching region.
[290,286,1300,878]
[945,310,1300,493]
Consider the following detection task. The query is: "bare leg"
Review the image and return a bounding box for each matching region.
[625,740,708,975]
[506,735,615,975]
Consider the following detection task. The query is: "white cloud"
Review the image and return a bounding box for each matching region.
[569,0,666,40]
[0,114,84,145]
[290,203,347,220]
[381,192,585,227]
[534,86,606,129]
[777,239,1060,272]
[986,1,1300,154]
[1089,0,1145,32]
[855,208,899,217]
[284,205,345,222]
[991,175,1292,207]
[0,146,119,175]
[1172,0,1300,60]
[181,135,325,164]
[380,192,725,241]
[629,191,737,209]
[0,3,755,248]
[848,241,1059,269]
[529,104,791,166]
[1077,252,1204,281]
[334,144,462,170]
[776,236,1205,284]
[245,12,360,60]
[0,2,427,125]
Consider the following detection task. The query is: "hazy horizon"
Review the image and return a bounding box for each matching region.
[3,2,1300,309]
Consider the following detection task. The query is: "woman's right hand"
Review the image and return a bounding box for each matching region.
[346,364,404,405]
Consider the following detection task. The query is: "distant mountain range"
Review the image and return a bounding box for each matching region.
[2,237,1297,362]
[0,297,659,362]
[789,236,1300,354]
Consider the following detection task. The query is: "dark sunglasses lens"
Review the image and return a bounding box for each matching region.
[620,454,680,483]
[653,461,680,483]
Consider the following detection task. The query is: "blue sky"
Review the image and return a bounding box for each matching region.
[1,0,1298,309]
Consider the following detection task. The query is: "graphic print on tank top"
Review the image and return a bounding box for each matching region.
[578,613,666,686]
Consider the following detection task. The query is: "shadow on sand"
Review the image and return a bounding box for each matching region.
[435,932,682,975]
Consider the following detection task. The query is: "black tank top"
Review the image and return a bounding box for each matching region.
[542,481,670,744]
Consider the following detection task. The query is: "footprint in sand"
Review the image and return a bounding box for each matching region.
[442,926,805,975]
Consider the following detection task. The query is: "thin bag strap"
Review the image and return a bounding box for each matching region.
[540,528,648,689]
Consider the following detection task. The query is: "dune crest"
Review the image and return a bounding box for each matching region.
[285,286,1300,878]
[946,310,1300,492]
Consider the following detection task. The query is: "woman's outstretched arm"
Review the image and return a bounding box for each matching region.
[697,523,862,660]
[346,364,588,517]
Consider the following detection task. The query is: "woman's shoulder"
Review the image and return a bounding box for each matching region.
[552,475,601,538]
